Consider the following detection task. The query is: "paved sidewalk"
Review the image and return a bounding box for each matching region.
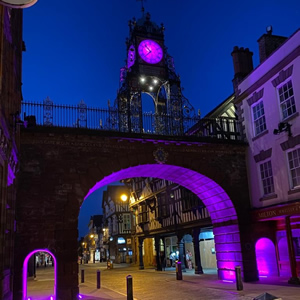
[26,263,300,299]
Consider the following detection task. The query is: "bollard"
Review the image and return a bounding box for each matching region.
[176,261,182,280]
[81,269,84,283]
[126,275,133,300]
[97,270,101,289]
[235,266,243,291]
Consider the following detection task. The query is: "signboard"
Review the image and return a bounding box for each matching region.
[0,0,38,8]
[252,201,300,221]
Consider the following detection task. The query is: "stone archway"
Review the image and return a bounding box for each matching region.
[15,128,257,300]
[86,164,241,281]
[23,249,57,300]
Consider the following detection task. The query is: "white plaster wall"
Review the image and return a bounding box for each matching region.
[241,52,300,208]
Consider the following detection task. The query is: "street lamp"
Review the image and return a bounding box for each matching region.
[120,194,128,202]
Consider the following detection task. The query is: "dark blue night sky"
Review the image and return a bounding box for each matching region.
[21,0,300,237]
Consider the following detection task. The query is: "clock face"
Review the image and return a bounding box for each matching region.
[138,39,163,64]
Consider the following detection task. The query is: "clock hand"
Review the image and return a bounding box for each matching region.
[145,45,151,53]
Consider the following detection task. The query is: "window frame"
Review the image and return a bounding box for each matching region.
[277,79,296,120]
[287,147,300,190]
[251,100,267,137]
[259,159,275,197]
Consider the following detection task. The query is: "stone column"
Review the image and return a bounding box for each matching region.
[193,228,203,274]
[285,216,300,284]
[138,237,144,270]
[155,236,162,271]
[177,234,186,272]
[56,230,79,300]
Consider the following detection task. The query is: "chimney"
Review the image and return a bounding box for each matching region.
[257,26,287,63]
[231,46,253,93]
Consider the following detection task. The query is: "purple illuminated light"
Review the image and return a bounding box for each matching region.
[255,238,278,277]
[23,249,57,300]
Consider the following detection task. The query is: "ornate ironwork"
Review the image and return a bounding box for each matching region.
[21,100,241,140]
[43,96,53,126]
[77,100,87,128]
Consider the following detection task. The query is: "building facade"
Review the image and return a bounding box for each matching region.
[0,5,23,300]
[234,28,300,283]
[102,185,133,264]
[125,177,215,273]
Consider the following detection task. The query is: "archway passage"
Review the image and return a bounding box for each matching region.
[15,128,256,300]
[86,164,241,280]
[23,249,57,300]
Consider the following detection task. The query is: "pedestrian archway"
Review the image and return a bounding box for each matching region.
[23,249,57,300]
[16,128,256,300]
[86,164,241,281]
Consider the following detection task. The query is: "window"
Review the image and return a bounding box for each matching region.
[252,101,266,136]
[157,193,170,218]
[287,148,300,188]
[278,80,296,119]
[181,188,204,211]
[123,214,131,231]
[260,161,274,195]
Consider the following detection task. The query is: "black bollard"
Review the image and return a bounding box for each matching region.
[176,261,182,280]
[126,275,133,300]
[235,266,243,291]
[81,269,84,283]
[97,270,101,289]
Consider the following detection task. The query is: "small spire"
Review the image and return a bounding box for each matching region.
[136,0,146,16]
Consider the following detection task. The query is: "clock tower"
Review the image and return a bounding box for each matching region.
[115,11,197,135]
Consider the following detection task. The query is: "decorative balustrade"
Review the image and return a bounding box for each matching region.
[21,99,242,140]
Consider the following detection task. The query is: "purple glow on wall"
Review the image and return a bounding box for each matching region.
[84,164,241,280]
[23,249,57,300]
[127,45,135,68]
[255,238,278,276]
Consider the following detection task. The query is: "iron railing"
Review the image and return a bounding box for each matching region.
[21,100,242,140]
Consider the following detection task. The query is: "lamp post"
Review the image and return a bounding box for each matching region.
[89,234,96,263]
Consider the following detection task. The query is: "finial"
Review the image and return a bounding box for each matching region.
[136,0,146,16]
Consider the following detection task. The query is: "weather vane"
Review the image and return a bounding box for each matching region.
[136,0,147,15]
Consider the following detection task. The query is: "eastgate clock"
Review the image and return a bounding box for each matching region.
[138,39,163,64]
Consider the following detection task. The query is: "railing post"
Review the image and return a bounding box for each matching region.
[126,275,133,300]
[81,269,84,283]
[176,261,182,280]
[235,266,243,291]
[97,270,101,289]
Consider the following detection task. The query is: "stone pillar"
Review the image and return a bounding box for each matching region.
[55,228,79,300]
[138,237,144,270]
[177,234,186,272]
[155,236,162,271]
[285,216,300,284]
[193,228,203,274]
